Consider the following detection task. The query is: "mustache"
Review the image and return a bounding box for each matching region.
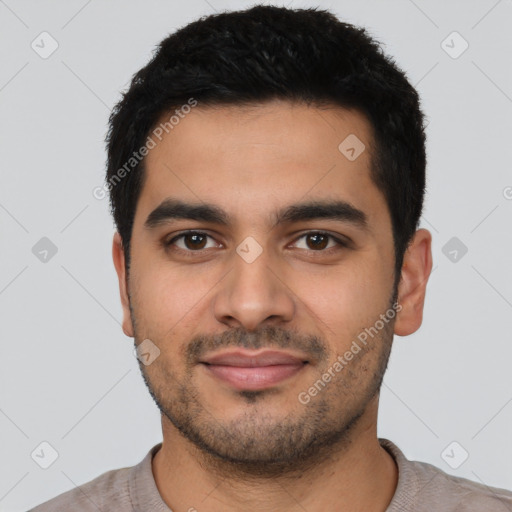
[186,325,328,367]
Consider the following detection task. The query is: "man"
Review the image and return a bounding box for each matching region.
[31,4,512,511]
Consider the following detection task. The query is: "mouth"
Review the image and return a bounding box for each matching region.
[199,349,309,391]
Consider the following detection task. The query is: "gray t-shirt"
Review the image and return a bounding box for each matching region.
[29,438,512,511]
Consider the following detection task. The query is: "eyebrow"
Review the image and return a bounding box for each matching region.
[144,198,369,231]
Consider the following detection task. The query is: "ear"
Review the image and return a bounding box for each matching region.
[394,228,433,336]
[112,232,135,337]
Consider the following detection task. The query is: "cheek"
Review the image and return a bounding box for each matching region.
[293,258,392,337]
[132,262,217,335]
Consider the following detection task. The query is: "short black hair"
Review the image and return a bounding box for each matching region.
[105,4,426,282]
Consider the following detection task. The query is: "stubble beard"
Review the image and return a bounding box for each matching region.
[131,298,396,479]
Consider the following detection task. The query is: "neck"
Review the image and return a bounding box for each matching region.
[152,406,398,512]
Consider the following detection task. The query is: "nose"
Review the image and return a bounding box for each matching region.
[212,245,295,331]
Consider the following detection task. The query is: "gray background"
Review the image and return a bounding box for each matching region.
[1,0,511,510]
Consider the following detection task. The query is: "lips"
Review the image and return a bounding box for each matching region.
[202,350,307,367]
[201,350,308,391]
[200,349,309,391]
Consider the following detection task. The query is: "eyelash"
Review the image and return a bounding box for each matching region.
[163,230,349,257]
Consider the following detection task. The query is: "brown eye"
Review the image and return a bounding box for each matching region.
[293,231,346,252]
[182,233,208,250]
[305,233,329,250]
[165,231,217,252]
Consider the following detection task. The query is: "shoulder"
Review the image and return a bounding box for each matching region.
[29,465,133,512]
[413,458,512,511]
[28,444,161,512]
[380,438,512,511]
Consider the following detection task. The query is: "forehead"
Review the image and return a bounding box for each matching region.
[136,100,387,229]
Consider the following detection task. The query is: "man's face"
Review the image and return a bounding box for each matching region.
[117,100,401,474]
